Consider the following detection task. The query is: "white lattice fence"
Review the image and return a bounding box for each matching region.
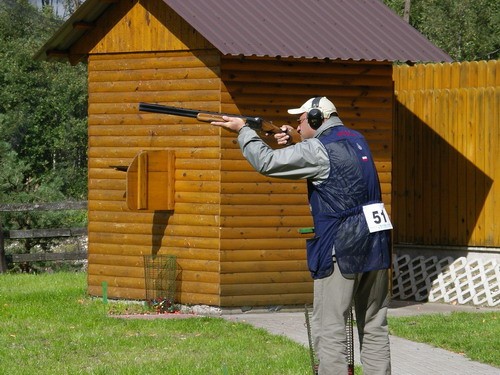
[392,255,499,307]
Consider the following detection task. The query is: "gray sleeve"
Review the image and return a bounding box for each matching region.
[236,126,330,182]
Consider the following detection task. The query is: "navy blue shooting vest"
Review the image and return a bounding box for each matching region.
[306,125,391,279]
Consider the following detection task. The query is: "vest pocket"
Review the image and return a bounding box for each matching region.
[306,236,334,279]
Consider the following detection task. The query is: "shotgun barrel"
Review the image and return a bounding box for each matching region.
[139,102,301,145]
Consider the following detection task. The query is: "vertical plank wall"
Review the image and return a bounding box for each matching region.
[393,60,499,248]
[219,57,394,306]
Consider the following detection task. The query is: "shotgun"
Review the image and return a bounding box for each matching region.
[138,102,301,145]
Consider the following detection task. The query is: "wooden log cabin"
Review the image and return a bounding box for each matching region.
[36,0,451,306]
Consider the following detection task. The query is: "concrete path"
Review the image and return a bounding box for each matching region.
[222,301,499,375]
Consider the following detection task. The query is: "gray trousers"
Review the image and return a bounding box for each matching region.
[312,262,391,375]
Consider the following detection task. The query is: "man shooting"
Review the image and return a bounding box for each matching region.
[211,97,392,375]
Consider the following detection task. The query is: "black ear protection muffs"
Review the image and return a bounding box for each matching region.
[307,96,324,130]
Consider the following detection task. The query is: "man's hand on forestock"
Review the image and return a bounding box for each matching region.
[211,116,246,133]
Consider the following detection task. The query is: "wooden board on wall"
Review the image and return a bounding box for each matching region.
[126,149,176,210]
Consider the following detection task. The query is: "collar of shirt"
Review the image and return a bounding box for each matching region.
[314,116,343,138]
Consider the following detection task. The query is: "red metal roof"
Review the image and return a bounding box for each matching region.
[162,0,451,62]
[36,0,452,63]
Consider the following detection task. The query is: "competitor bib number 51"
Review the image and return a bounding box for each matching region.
[362,203,393,233]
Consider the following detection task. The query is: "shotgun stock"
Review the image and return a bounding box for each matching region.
[139,102,301,145]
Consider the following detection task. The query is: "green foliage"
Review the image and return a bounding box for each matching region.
[0,0,88,199]
[0,0,88,236]
[383,0,500,61]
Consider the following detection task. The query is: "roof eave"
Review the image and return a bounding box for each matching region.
[34,0,117,62]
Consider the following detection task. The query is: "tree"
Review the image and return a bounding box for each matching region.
[0,0,88,234]
[383,0,500,61]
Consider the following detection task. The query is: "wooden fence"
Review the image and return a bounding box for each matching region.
[392,60,499,248]
[0,201,87,273]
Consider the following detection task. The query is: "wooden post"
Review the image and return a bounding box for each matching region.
[0,220,7,273]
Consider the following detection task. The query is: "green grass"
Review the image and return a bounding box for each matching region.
[0,272,310,375]
[1,272,498,374]
[388,311,499,367]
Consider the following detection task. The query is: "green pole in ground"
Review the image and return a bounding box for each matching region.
[102,281,108,304]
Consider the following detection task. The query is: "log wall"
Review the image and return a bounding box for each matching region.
[86,50,223,304]
[219,57,394,306]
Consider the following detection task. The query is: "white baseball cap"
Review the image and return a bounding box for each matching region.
[287,97,337,118]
